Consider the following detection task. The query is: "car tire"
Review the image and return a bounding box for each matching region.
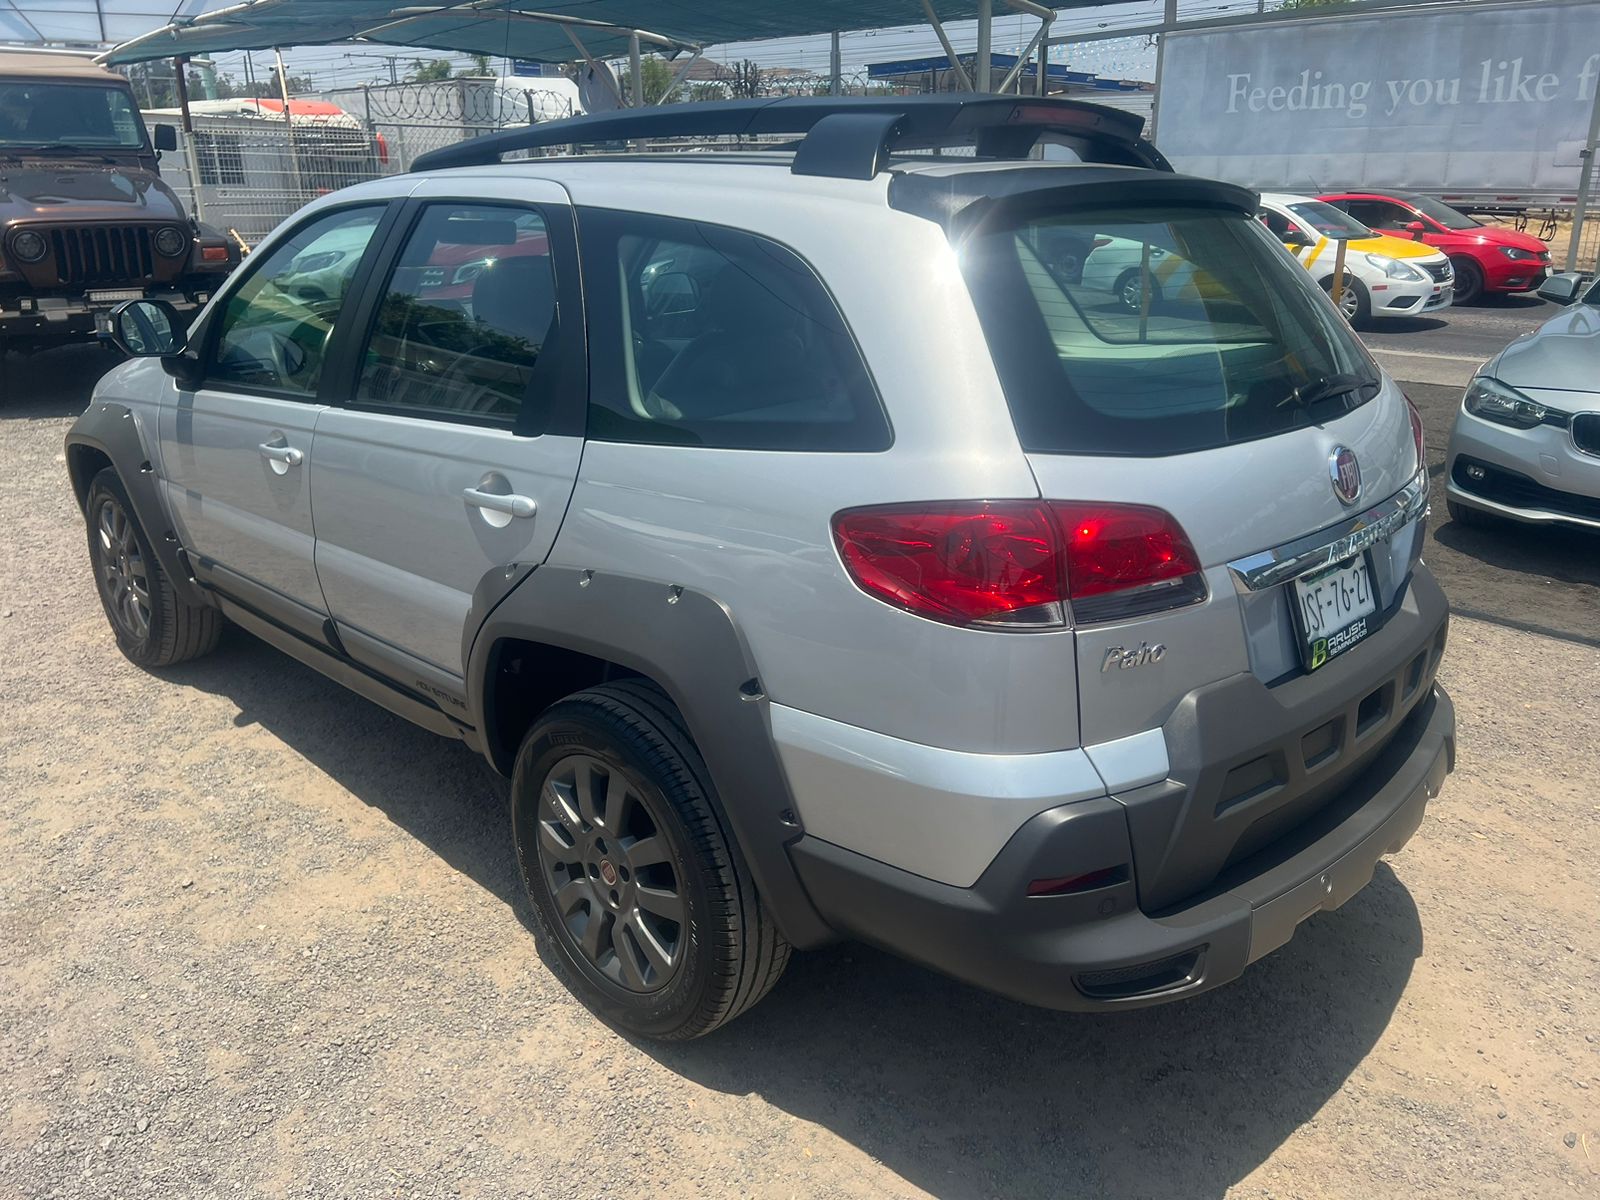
[1321,273,1371,327]
[1451,258,1484,305]
[512,679,790,1040]
[84,467,222,668]
[1446,497,1500,529]
[1114,268,1162,313]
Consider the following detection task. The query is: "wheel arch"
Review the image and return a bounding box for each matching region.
[64,403,211,609]
[467,566,835,949]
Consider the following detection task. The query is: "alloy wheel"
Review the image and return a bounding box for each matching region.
[94,497,151,642]
[535,753,686,994]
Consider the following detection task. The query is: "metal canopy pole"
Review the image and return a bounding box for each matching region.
[171,54,206,223]
[1566,79,1600,272]
[274,47,303,200]
[628,32,643,106]
[1036,14,1052,96]
[829,31,842,96]
[659,50,702,103]
[975,0,992,93]
[919,0,972,91]
[998,12,1052,94]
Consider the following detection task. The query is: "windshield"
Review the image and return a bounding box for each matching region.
[0,81,146,150]
[1407,195,1480,231]
[1287,200,1372,240]
[958,205,1377,456]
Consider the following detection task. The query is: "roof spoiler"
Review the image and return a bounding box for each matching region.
[409,95,1171,180]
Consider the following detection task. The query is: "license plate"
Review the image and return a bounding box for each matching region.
[1293,556,1376,670]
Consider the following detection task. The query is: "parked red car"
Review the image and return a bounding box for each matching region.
[1318,190,1551,304]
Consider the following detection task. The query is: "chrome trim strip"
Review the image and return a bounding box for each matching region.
[1227,469,1429,593]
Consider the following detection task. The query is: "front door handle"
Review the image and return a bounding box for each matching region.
[259,441,304,467]
[463,487,536,519]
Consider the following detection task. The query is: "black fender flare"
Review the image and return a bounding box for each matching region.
[466,566,835,949]
[64,402,211,609]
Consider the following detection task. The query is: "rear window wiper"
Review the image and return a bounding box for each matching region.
[1284,372,1380,415]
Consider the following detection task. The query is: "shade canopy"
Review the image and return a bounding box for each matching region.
[99,0,1112,66]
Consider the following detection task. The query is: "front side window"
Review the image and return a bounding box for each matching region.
[581,209,888,451]
[0,82,144,149]
[356,204,556,426]
[1285,201,1372,240]
[959,204,1377,456]
[1344,200,1417,232]
[208,205,384,396]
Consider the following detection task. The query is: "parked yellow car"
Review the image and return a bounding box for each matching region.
[1256,193,1454,326]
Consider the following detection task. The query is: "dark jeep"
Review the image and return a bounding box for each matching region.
[0,50,239,358]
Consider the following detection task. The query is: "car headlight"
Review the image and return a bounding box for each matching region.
[1463,376,1558,430]
[153,226,188,258]
[1499,246,1538,261]
[10,229,47,263]
[1365,253,1424,281]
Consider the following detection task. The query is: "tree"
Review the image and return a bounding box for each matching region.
[406,58,454,83]
[469,54,493,77]
[730,60,765,99]
[639,57,677,104]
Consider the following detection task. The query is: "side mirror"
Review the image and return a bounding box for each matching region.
[1536,273,1586,306]
[1403,221,1427,234]
[152,123,178,152]
[1281,228,1309,248]
[109,299,186,357]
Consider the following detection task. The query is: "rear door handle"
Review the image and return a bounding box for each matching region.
[259,441,304,467]
[463,487,536,519]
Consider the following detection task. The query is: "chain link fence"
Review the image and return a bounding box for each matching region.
[151,80,577,245]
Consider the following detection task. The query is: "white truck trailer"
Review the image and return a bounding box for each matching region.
[1152,0,1600,212]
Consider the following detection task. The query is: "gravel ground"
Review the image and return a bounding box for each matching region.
[2,346,1598,1200]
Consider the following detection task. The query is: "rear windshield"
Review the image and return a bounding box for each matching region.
[958,204,1378,456]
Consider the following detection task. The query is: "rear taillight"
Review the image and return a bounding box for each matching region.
[1050,502,1207,623]
[1405,394,1426,474]
[831,501,1205,629]
[831,502,1065,628]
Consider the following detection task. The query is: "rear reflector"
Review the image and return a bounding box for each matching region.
[832,500,1205,629]
[1026,864,1129,897]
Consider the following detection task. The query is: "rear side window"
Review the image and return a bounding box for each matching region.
[958,204,1377,456]
[578,208,888,451]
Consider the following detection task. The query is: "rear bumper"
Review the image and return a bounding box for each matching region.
[792,684,1453,1010]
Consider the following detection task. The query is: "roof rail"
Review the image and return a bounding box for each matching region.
[409,95,1170,180]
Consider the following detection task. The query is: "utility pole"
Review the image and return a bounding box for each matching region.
[829,31,842,96]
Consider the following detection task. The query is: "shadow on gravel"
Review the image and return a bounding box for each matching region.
[0,343,115,419]
[163,621,1421,1200]
[654,872,1420,1200]
[166,629,528,916]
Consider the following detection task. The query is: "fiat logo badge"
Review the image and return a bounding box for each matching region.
[1330,446,1362,505]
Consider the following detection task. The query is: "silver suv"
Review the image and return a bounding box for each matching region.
[66,97,1455,1040]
